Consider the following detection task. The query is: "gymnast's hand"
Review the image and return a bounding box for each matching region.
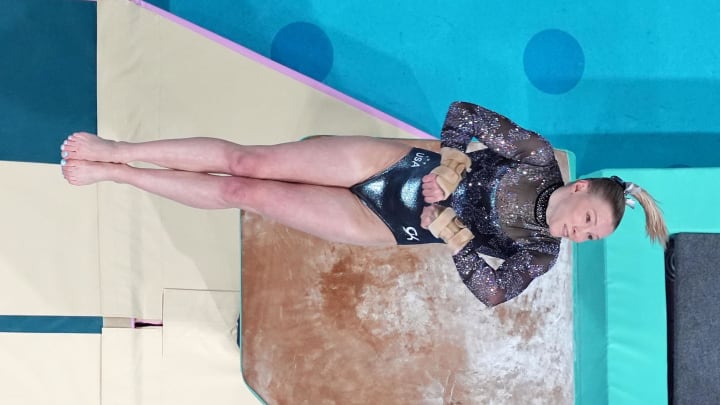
[420,204,440,229]
[422,174,445,203]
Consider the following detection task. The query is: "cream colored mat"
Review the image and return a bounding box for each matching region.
[0,333,100,405]
[0,161,100,316]
[101,289,241,405]
[97,0,428,320]
[97,0,435,403]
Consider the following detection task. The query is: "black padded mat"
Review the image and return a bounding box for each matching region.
[665,233,720,405]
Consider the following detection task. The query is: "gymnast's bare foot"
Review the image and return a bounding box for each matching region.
[60,132,126,163]
[61,159,123,186]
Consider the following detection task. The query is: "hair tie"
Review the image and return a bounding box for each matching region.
[610,176,639,209]
[625,183,641,196]
[610,175,626,189]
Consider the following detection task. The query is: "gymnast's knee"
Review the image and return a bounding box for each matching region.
[227,148,265,178]
[219,177,254,207]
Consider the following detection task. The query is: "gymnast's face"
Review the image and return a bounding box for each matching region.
[547,180,616,243]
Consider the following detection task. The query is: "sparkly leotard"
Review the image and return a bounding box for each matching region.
[437,102,563,306]
[353,101,564,306]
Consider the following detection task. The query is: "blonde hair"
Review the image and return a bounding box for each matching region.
[586,178,669,248]
[626,185,669,248]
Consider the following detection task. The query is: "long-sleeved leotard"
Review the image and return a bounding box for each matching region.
[349,101,563,307]
[438,101,563,307]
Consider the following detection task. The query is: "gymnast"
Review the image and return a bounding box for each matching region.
[60,101,668,307]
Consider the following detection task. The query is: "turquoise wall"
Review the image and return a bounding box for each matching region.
[149,0,720,175]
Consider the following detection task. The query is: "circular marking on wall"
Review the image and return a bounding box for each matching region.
[523,29,585,94]
[271,22,334,82]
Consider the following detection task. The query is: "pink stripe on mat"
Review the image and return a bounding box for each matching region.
[135,1,433,139]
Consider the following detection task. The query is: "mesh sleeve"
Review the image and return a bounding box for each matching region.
[451,238,559,307]
[440,101,556,166]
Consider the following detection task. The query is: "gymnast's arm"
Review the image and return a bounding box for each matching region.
[440,101,556,166]
[451,238,559,307]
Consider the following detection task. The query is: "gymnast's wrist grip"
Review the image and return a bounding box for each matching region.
[430,147,472,199]
[428,206,474,254]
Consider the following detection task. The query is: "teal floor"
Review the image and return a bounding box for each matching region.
[3,1,720,174]
[147,0,720,175]
[0,0,96,164]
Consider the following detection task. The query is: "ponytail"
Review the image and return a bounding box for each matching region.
[586,177,669,248]
[625,183,669,248]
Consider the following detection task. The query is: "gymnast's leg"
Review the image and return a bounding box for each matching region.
[61,132,412,187]
[61,160,396,246]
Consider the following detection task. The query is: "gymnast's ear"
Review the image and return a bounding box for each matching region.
[572,179,590,193]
